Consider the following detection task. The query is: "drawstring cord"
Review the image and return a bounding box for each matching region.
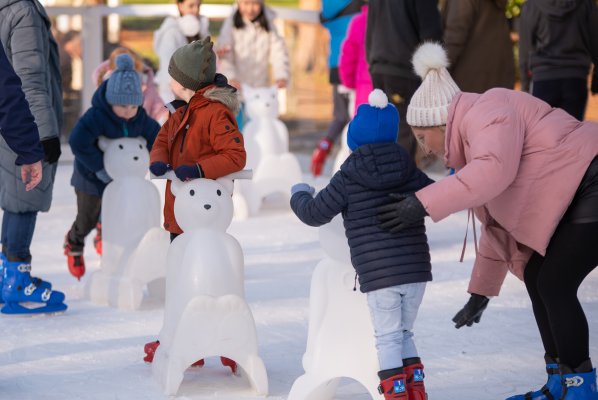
[353,273,358,291]
[460,208,479,262]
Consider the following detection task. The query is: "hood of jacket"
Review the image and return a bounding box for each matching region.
[0,0,23,11]
[92,80,143,125]
[534,0,581,16]
[201,85,241,115]
[340,143,417,191]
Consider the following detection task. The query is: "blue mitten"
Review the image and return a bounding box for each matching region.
[95,168,112,184]
[291,183,316,196]
[150,161,170,176]
[175,164,203,181]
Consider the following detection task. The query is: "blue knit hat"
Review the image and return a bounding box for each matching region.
[105,54,143,106]
[347,89,399,151]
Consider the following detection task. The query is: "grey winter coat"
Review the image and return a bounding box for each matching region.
[442,0,515,93]
[291,143,434,293]
[0,0,63,213]
[519,0,598,92]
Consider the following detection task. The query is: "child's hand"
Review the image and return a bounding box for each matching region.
[174,164,203,181]
[291,183,315,196]
[95,168,112,184]
[150,161,171,177]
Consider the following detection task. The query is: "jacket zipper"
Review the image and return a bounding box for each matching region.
[122,121,129,137]
[179,124,189,153]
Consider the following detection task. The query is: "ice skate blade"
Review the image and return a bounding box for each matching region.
[1,301,67,315]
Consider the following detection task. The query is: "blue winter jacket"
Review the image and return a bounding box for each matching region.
[69,81,160,196]
[291,143,434,293]
[0,42,44,166]
[321,0,358,73]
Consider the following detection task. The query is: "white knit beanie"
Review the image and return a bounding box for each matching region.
[406,42,461,127]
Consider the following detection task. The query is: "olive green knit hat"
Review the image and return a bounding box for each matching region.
[168,36,217,91]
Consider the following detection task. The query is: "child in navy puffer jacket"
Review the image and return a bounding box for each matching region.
[290,89,433,400]
[65,54,160,280]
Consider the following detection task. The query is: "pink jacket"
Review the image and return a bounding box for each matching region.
[92,60,168,124]
[339,5,373,114]
[416,89,598,296]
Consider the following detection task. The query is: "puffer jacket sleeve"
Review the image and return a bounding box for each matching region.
[69,109,104,173]
[10,6,59,140]
[339,17,359,89]
[142,115,161,150]
[149,115,174,164]
[268,19,290,82]
[216,15,238,82]
[442,0,476,71]
[416,106,524,222]
[290,171,348,227]
[198,108,246,178]
[0,42,44,166]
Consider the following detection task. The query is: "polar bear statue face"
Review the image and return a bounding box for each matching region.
[170,178,234,232]
[243,85,279,120]
[98,136,149,179]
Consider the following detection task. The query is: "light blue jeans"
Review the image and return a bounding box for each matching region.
[367,282,427,371]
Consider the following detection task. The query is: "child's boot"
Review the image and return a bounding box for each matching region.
[1,252,52,304]
[143,340,204,367]
[378,367,409,399]
[403,357,427,400]
[1,260,67,314]
[221,357,237,374]
[505,355,562,400]
[560,360,598,400]
[64,233,85,280]
[93,222,102,255]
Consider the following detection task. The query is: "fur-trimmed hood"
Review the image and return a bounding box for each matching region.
[204,86,241,115]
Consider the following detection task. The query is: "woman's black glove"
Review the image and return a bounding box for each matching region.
[41,137,61,164]
[377,194,428,233]
[452,294,489,329]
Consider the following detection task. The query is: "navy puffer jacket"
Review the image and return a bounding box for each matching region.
[291,143,434,293]
[69,81,160,196]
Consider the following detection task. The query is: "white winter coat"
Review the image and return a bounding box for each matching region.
[153,15,210,103]
[216,7,289,88]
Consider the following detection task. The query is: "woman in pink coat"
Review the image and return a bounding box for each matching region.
[338,4,373,115]
[378,43,598,400]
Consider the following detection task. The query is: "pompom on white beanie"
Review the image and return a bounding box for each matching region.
[406,42,461,127]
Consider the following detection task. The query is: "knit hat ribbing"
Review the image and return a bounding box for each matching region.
[347,89,399,151]
[105,54,143,106]
[168,36,217,91]
[406,42,461,127]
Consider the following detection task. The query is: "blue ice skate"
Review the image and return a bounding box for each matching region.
[1,260,67,315]
[506,357,562,400]
[0,252,52,305]
[560,367,598,400]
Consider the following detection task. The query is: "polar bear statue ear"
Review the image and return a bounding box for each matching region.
[136,136,147,147]
[98,136,112,152]
[170,177,184,197]
[216,170,253,196]
[215,177,234,196]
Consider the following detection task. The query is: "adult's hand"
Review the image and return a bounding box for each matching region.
[452,293,489,329]
[21,160,42,191]
[41,137,61,164]
[377,194,428,233]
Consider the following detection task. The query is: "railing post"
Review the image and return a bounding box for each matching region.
[81,6,103,110]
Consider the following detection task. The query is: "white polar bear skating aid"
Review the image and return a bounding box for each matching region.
[152,171,268,397]
[86,136,170,310]
[233,85,303,219]
[288,215,382,400]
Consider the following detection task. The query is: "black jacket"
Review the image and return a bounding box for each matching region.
[519,0,598,92]
[291,143,434,293]
[366,0,443,79]
[0,41,43,166]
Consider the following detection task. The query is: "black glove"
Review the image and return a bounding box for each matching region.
[377,194,428,233]
[452,294,489,329]
[41,137,61,164]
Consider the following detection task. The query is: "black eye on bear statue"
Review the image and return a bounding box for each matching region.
[119,144,124,150]
[190,189,195,196]
[139,144,143,149]
[217,190,222,196]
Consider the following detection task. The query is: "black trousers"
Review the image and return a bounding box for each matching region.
[326,84,351,143]
[371,74,420,160]
[523,159,598,368]
[67,190,101,250]
[532,78,588,121]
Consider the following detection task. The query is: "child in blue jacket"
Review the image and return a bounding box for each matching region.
[291,89,433,400]
[65,54,160,280]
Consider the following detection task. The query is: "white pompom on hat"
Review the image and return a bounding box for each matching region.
[406,42,461,127]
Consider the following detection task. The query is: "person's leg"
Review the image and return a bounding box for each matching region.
[559,78,588,121]
[4,210,37,262]
[326,84,351,143]
[532,79,562,111]
[536,221,598,369]
[1,209,10,252]
[67,190,102,249]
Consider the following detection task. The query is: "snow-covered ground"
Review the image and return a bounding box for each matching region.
[0,149,596,400]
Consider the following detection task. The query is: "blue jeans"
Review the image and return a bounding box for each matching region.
[367,282,427,371]
[1,210,38,261]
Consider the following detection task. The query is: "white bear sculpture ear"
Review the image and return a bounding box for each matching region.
[215,177,234,196]
[169,175,184,198]
[98,136,112,152]
[136,136,147,147]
